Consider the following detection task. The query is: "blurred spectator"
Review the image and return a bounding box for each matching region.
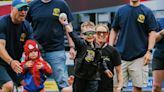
[152,19,164,92]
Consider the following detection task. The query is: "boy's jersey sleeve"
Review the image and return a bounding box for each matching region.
[112,48,121,66]
[69,31,86,48]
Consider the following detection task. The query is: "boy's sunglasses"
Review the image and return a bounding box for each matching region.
[82,31,96,36]
[18,6,29,11]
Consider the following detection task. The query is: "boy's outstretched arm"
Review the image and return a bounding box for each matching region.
[59,13,76,59]
[59,13,85,48]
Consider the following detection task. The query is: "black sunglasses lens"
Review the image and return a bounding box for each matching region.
[18,7,29,11]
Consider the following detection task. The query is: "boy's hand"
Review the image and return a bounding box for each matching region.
[115,86,122,92]
[25,60,33,68]
[59,13,68,25]
[69,47,76,60]
[36,62,44,70]
[104,69,113,78]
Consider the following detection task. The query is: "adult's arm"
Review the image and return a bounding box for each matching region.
[0,39,22,73]
[144,8,158,65]
[0,39,13,64]
[156,29,164,42]
[144,31,156,65]
[109,28,119,46]
[148,31,156,50]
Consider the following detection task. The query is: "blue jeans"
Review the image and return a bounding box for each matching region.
[42,50,68,92]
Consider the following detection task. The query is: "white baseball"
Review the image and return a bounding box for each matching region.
[59,13,67,19]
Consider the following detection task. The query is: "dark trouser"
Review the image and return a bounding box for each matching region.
[0,65,22,87]
[73,77,98,92]
[98,78,113,92]
[152,57,164,71]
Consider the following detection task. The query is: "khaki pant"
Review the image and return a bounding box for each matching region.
[114,57,148,88]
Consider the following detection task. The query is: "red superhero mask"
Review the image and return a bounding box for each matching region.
[24,40,40,61]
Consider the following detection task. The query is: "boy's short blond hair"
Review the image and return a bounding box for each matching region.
[80,21,95,32]
[95,24,109,32]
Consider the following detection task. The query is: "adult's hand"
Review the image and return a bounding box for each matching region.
[144,51,151,65]
[10,60,22,74]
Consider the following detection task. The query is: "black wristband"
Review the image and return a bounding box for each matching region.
[147,49,153,53]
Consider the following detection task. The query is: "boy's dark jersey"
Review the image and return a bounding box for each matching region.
[99,44,121,79]
[98,44,121,91]
[69,31,101,80]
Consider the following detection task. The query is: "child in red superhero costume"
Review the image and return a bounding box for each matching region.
[20,40,52,92]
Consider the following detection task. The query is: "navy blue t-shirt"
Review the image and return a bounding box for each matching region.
[112,4,157,61]
[0,15,33,65]
[153,18,164,60]
[26,0,73,52]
